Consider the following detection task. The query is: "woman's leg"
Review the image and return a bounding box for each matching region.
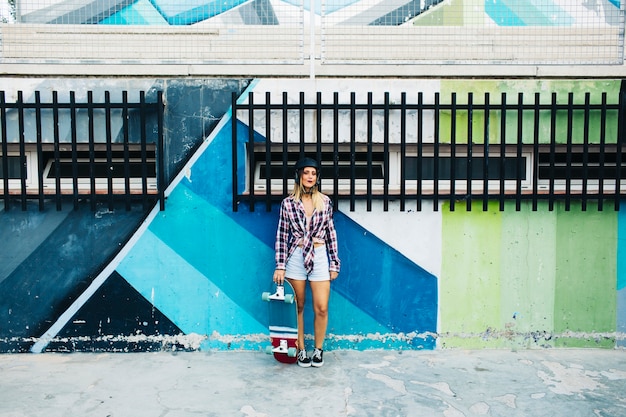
[287,278,307,350]
[309,280,331,349]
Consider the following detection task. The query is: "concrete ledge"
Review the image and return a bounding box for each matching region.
[2,62,626,78]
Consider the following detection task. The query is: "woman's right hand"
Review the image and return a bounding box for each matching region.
[273,269,285,285]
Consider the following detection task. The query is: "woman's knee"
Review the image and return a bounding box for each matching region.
[314,304,328,318]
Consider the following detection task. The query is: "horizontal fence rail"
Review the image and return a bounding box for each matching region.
[232,87,626,212]
[0,90,165,211]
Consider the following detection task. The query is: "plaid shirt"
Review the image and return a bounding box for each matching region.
[275,194,340,273]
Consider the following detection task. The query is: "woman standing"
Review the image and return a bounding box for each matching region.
[273,157,340,368]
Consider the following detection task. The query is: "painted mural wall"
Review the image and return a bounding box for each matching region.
[0,77,251,352]
[0,76,624,353]
[19,0,622,28]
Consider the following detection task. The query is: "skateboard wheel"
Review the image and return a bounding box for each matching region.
[284,294,294,304]
[265,346,273,354]
[261,292,271,302]
[287,348,297,357]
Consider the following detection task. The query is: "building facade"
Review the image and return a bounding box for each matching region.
[0,0,624,352]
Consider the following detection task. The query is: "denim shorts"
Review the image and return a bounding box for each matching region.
[285,246,330,281]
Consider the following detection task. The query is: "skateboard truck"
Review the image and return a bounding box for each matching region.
[262,284,295,304]
[269,285,285,300]
[266,339,297,357]
[273,339,289,353]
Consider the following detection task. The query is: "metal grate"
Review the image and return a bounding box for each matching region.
[232,87,626,212]
[0,89,165,211]
[0,0,623,65]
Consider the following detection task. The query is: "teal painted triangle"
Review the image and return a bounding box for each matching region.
[148,184,275,322]
[117,229,266,335]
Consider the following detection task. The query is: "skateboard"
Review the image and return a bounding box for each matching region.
[261,281,298,364]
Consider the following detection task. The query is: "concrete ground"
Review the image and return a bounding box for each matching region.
[0,349,625,417]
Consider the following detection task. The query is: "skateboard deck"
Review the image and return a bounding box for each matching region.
[262,281,298,364]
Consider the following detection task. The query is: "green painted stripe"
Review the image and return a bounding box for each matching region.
[499,201,556,347]
[441,200,618,348]
[554,201,617,347]
[440,201,502,346]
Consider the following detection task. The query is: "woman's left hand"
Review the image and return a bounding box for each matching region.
[330,271,339,281]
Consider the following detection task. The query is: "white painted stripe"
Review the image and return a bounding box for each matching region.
[269,330,298,337]
[269,333,298,339]
[269,325,297,332]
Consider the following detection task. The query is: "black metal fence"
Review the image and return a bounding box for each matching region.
[232,87,626,212]
[0,90,165,211]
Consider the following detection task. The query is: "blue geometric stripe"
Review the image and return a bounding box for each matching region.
[148,0,249,24]
[486,0,573,26]
[100,0,169,25]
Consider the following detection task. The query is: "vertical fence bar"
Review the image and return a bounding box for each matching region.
[581,93,591,211]
[53,91,62,211]
[0,92,8,211]
[105,91,114,211]
[248,92,256,212]
[35,91,44,211]
[416,92,423,212]
[315,92,323,198]
[449,93,457,212]
[139,91,148,210]
[548,93,557,211]
[383,92,390,211]
[332,92,339,210]
[400,92,407,212]
[348,93,355,211]
[598,93,607,211]
[433,93,440,212]
[299,92,305,157]
[466,92,473,212]
[157,91,165,211]
[139,91,150,207]
[499,93,507,211]
[17,91,27,210]
[565,92,574,211]
[70,91,79,211]
[366,92,373,212]
[231,92,239,212]
[483,93,490,212]
[516,93,523,211]
[532,93,540,211]
[265,91,273,211]
[88,91,97,211]
[121,91,130,211]
[615,87,625,211]
[282,92,289,199]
